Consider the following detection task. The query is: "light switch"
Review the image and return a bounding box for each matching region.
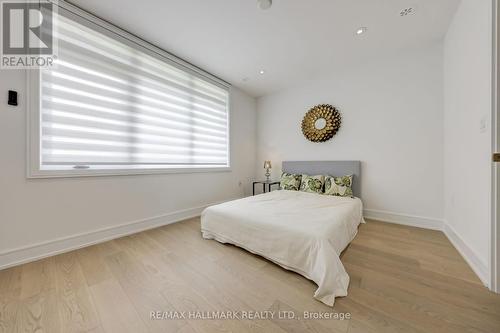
[8,90,18,106]
[480,116,487,133]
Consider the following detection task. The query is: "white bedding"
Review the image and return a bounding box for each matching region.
[201,190,364,306]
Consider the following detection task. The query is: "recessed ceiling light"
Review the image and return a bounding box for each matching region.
[356,27,368,36]
[257,0,272,10]
[259,70,265,75]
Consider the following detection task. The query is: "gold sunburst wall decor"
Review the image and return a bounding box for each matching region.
[301,104,341,142]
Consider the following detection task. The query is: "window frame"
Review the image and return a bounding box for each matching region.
[27,1,231,178]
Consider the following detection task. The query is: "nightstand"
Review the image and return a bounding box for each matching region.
[252,180,280,196]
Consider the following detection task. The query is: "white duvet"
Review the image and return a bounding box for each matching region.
[201,190,364,306]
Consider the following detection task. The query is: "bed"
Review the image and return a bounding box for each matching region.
[201,161,364,306]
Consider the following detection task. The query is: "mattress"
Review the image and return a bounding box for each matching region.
[201,190,364,306]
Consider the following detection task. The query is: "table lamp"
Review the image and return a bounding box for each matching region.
[264,161,272,181]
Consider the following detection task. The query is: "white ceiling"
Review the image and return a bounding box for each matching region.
[68,0,460,97]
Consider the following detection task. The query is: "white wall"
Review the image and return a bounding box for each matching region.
[0,69,256,267]
[256,43,444,225]
[443,0,492,284]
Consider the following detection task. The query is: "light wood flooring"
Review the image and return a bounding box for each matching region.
[1,218,499,333]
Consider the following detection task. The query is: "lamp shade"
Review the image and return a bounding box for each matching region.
[263,161,272,169]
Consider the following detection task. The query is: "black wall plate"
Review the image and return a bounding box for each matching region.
[8,90,18,106]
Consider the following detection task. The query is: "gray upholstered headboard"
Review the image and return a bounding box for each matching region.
[282,161,361,198]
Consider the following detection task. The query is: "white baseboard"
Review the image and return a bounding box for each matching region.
[0,199,237,270]
[363,209,444,230]
[363,209,489,287]
[2,202,490,289]
[442,222,489,287]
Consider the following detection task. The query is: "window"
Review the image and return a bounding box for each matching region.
[28,4,230,177]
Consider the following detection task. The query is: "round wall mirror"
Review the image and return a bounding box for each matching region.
[314,118,327,130]
[301,104,342,142]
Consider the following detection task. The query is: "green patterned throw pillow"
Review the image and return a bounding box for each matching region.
[324,175,354,197]
[299,175,325,194]
[280,173,302,191]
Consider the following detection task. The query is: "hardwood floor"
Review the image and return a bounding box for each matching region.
[1,218,499,333]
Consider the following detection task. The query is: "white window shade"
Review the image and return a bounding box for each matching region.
[38,12,229,173]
